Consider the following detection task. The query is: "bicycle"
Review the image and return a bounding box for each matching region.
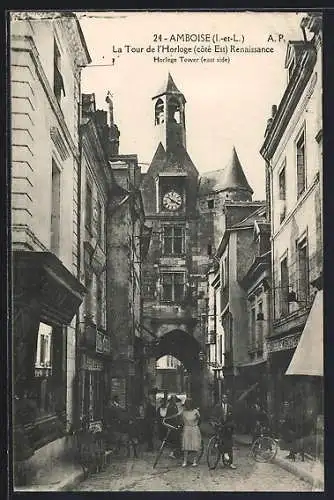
[250,423,278,463]
[153,417,204,469]
[206,420,233,470]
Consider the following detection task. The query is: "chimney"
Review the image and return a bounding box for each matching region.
[82,93,96,116]
[94,110,108,128]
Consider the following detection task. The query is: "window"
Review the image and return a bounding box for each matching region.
[279,164,286,223]
[85,268,92,316]
[51,160,61,255]
[223,256,228,288]
[257,301,264,345]
[96,276,103,326]
[96,200,102,243]
[162,226,185,255]
[168,98,181,124]
[297,238,309,303]
[53,39,65,104]
[85,182,93,233]
[207,199,214,209]
[280,256,289,315]
[35,323,52,369]
[217,335,222,364]
[207,244,212,256]
[155,99,164,125]
[251,307,256,345]
[296,130,306,198]
[161,272,185,302]
[29,323,66,421]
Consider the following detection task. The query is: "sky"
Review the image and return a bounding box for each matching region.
[78,11,306,200]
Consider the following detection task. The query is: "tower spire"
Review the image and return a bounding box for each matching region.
[152,73,187,152]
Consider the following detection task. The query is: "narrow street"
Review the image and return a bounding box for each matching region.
[74,443,312,492]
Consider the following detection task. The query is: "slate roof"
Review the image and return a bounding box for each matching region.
[152,73,186,101]
[199,147,253,195]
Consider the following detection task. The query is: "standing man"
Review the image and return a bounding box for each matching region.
[215,393,237,469]
[165,395,183,458]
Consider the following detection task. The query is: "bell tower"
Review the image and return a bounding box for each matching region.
[152,73,186,153]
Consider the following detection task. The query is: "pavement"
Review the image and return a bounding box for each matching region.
[233,433,324,491]
[73,443,312,491]
[14,461,85,492]
[14,424,324,491]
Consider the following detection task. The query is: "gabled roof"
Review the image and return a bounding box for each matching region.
[152,73,186,101]
[145,142,198,179]
[230,204,266,229]
[199,147,253,195]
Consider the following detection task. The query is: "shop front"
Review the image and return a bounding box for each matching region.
[266,333,301,432]
[78,321,112,430]
[285,290,323,460]
[13,251,86,482]
[233,361,267,433]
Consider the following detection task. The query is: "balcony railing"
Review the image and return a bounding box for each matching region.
[143,303,196,321]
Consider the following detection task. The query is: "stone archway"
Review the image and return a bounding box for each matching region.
[152,329,203,406]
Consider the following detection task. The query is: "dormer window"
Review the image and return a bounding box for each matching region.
[155,99,164,125]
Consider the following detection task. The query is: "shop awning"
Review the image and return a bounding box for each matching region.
[286,290,323,376]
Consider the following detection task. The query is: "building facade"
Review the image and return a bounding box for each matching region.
[238,213,272,422]
[260,12,323,429]
[106,153,147,410]
[213,200,267,400]
[140,74,242,408]
[76,93,113,430]
[11,13,90,485]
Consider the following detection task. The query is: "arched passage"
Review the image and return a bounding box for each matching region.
[152,329,202,405]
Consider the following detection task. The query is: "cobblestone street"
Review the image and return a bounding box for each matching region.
[74,444,312,492]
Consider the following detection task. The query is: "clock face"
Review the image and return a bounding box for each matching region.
[162,190,182,211]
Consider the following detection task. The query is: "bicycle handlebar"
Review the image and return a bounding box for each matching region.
[162,418,182,431]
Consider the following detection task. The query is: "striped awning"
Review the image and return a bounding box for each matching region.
[286,290,323,376]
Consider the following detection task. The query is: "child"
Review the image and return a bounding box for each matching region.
[181,398,202,467]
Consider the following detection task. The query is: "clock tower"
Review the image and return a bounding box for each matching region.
[141,74,206,405]
[152,72,187,153]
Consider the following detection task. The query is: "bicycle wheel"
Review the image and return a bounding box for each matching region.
[197,438,205,463]
[207,436,221,470]
[251,436,278,463]
[153,440,165,469]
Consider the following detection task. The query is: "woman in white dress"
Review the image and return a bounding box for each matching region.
[181,398,202,467]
